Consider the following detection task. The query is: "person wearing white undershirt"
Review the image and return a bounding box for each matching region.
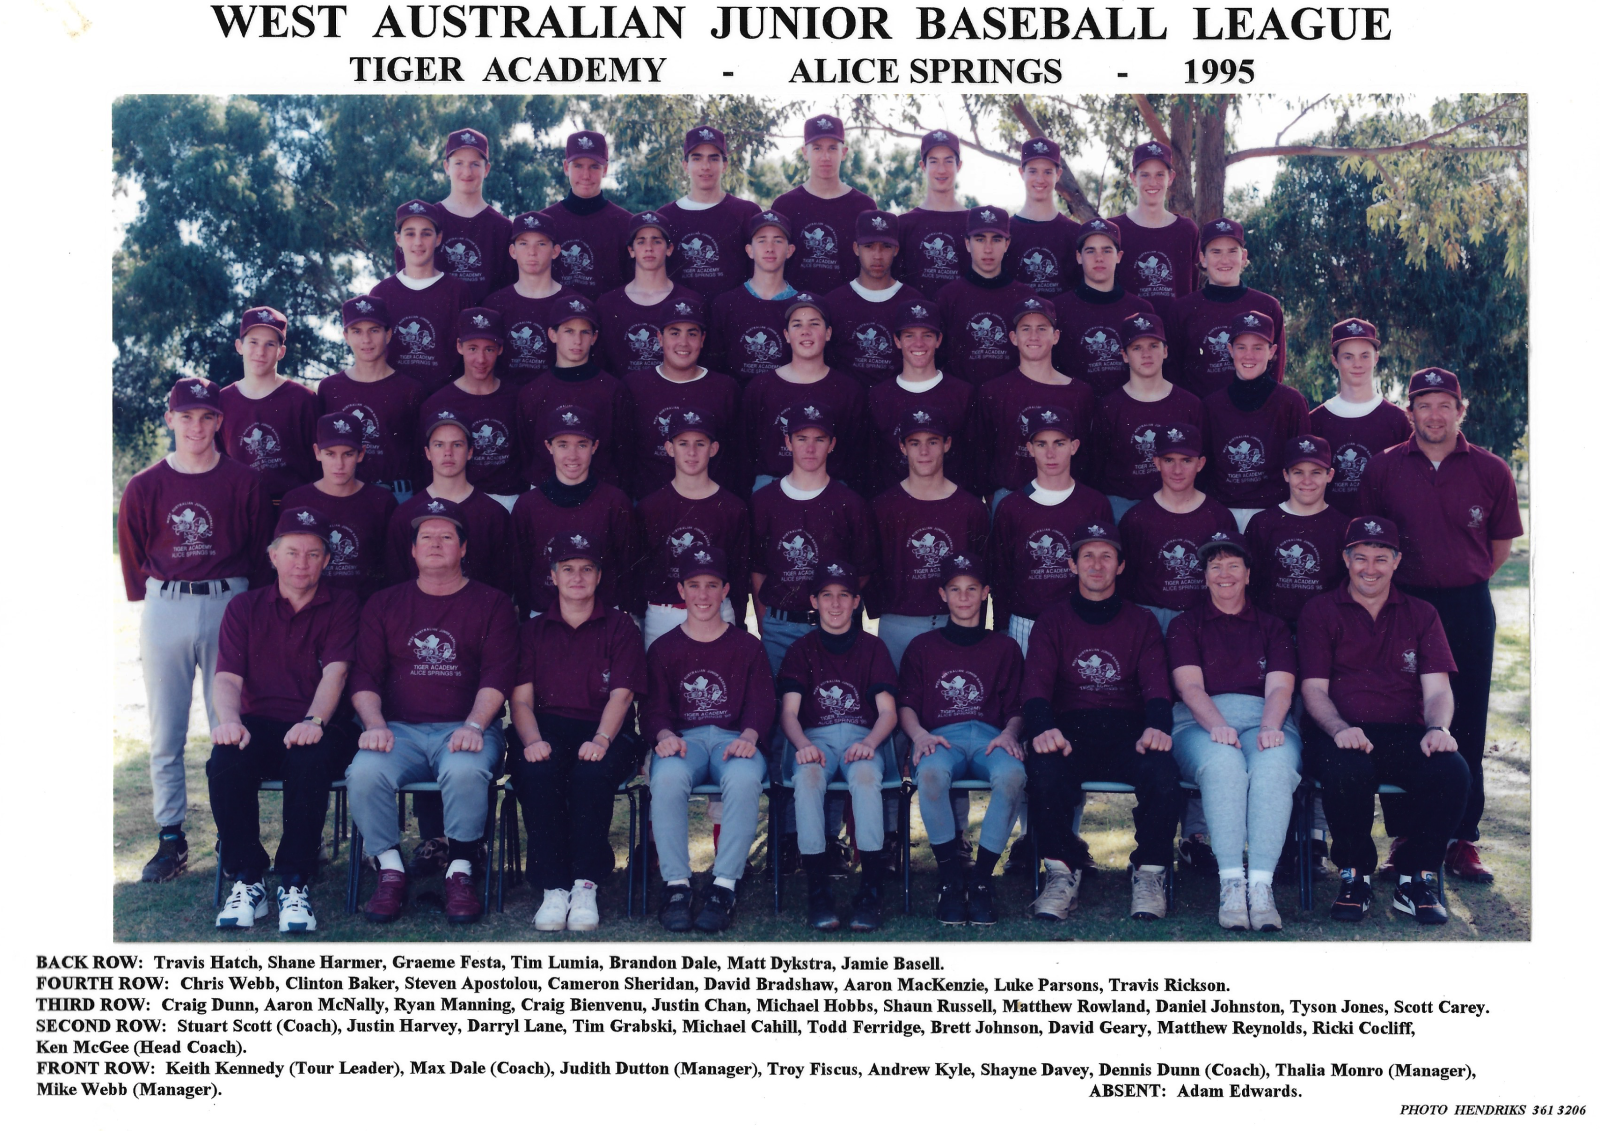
[371,199,471,395]
[656,125,764,302]
[1307,317,1413,515]
[823,210,927,386]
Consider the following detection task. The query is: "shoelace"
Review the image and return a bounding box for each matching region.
[280,889,312,916]
[223,884,262,913]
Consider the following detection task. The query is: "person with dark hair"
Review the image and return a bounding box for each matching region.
[220,306,319,510]
[390,127,515,305]
[826,210,926,387]
[483,212,567,387]
[933,207,1038,386]
[372,200,470,395]
[420,307,527,509]
[773,113,878,295]
[539,130,634,300]
[657,126,763,301]
[597,211,701,376]
[318,295,426,502]
[280,413,397,603]
[895,131,969,299]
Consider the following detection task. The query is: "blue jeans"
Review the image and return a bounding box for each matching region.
[346,720,505,855]
[1137,603,1183,636]
[784,724,892,854]
[649,725,766,883]
[1171,694,1302,875]
[875,612,947,671]
[914,721,1027,854]
[760,609,813,676]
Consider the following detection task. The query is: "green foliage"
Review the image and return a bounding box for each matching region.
[749,140,923,212]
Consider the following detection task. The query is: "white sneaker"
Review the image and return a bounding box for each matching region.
[216,880,267,929]
[533,888,570,931]
[567,880,600,931]
[277,885,317,933]
[1217,877,1249,930]
[1247,880,1282,932]
[1030,859,1082,921]
[1130,866,1168,920]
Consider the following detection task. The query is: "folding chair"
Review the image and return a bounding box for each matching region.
[495,776,644,915]
[212,778,348,906]
[635,767,774,915]
[344,778,501,915]
[769,765,911,913]
[1028,780,1198,909]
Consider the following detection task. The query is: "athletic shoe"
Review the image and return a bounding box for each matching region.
[967,881,998,926]
[364,869,407,923]
[1393,873,1448,925]
[694,884,737,932]
[567,880,600,931]
[408,837,451,877]
[849,885,883,932]
[1374,836,1406,879]
[1130,867,1168,920]
[443,872,482,925]
[1247,880,1282,932]
[1003,834,1033,876]
[658,884,693,932]
[1179,833,1217,875]
[534,888,570,932]
[140,831,188,883]
[936,882,967,925]
[1030,859,1081,921]
[216,880,267,929]
[277,885,316,933]
[1217,877,1249,930]
[1445,839,1494,883]
[1329,868,1372,922]
[807,885,840,931]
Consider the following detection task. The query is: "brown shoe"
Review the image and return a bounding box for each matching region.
[365,869,407,923]
[1375,836,1407,879]
[1445,839,1494,883]
[444,872,483,924]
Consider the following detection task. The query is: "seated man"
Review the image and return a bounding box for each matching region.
[208,507,359,932]
[348,498,517,926]
[1297,515,1469,926]
[644,549,776,934]
[900,554,1027,926]
[777,561,899,932]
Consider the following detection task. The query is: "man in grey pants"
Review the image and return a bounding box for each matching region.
[117,376,271,882]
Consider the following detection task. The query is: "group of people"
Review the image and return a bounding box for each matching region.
[116,116,1522,937]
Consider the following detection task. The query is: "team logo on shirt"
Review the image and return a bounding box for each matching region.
[936,670,985,710]
[1025,529,1073,573]
[506,321,549,365]
[778,529,819,571]
[1018,247,1060,286]
[678,233,719,270]
[1080,327,1124,363]
[1335,444,1369,482]
[1203,325,1233,362]
[966,313,1008,348]
[801,223,839,263]
[741,327,783,363]
[239,423,285,468]
[1467,505,1486,529]
[409,628,459,667]
[166,503,215,553]
[852,323,893,358]
[906,527,955,574]
[1158,539,1202,580]
[1222,435,1266,472]
[814,680,862,722]
[680,669,729,714]
[559,240,596,278]
[395,317,437,355]
[920,233,957,269]
[1132,251,1175,290]
[329,404,376,448]
[469,418,511,462]
[1130,424,1160,464]
[1072,648,1123,689]
[325,524,359,572]
[1274,538,1321,580]
[626,323,664,365]
[443,239,484,274]
[1401,649,1418,674]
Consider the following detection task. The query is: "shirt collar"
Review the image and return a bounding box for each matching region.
[1334,580,1407,611]
[1201,597,1258,623]
[1403,430,1470,459]
[273,582,331,616]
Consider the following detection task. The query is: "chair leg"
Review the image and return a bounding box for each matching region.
[346,826,364,915]
[639,788,652,915]
[1032,825,1042,899]
[214,845,225,908]
[626,789,638,919]
[1298,787,1315,913]
[481,786,497,915]
[900,785,912,915]
[770,788,785,915]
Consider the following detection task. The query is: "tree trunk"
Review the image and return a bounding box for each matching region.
[1165,97,1196,219]
[1193,95,1231,224]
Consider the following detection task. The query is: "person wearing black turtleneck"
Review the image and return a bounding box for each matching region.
[537,130,635,300]
[1052,219,1158,397]
[933,207,1039,385]
[1167,218,1285,400]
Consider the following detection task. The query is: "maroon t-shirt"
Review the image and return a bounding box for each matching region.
[1118,494,1238,611]
[1297,584,1457,725]
[973,370,1098,496]
[1167,599,1296,699]
[870,485,989,618]
[393,205,516,306]
[509,480,637,615]
[777,628,898,730]
[514,365,634,488]
[352,579,519,726]
[385,489,516,599]
[707,284,792,382]
[117,456,272,599]
[1357,432,1524,589]
[894,208,970,298]
[750,479,877,615]
[482,285,566,386]
[864,375,977,498]
[643,624,775,737]
[539,197,635,299]
[1308,397,1413,515]
[420,380,526,496]
[989,483,1116,626]
[1167,285,1286,400]
[370,273,469,395]
[934,274,1038,386]
[1003,214,1082,300]
[1091,384,1206,500]
[1244,504,1349,625]
[636,484,751,611]
[1052,285,1158,397]
[317,369,426,485]
[822,280,926,386]
[219,380,319,501]
[515,603,646,722]
[739,368,868,488]
[596,282,703,376]
[659,194,763,300]
[899,627,1025,729]
[622,366,743,499]
[280,481,398,602]
[1111,213,1200,325]
[216,583,360,723]
[1022,599,1171,714]
[1201,382,1314,509]
[771,185,878,295]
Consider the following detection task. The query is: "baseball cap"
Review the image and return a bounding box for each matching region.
[1330,317,1380,350]
[628,210,675,243]
[1200,217,1247,250]
[1076,217,1121,249]
[1019,136,1062,167]
[552,292,599,330]
[781,403,835,438]
[855,210,900,245]
[548,530,602,567]
[316,412,364,450]
[1197,530,1249,562]
[1011,296,1056,328]
[457,307,504,344]
[898,406,951,440]
[1069,522,1122,554]
[411,496,469,539]
[663,408,716,443]
[810,559,859,596]
[1153,423,1203,458]
[893,300,941,335]
[444,127,489,159]
[1345,515,1401,552]
[167,376,220,413]
[510,211,558,241]
[679,546,730,584]
[967,205,1010,238]
[1020,406,1074,441]
[660,294,708,330]
[240,305,287,342]
[803,114,846,144]
[1122,311,1165,345]
[564,130,608,161]
[1284,434,1334,470]
[341,294,390,328]
[746,209,792,241]
[1407,367,1463,401]
[395,199,445,231]
[937,553,986,588]
[545,405,599,442]
[783,292,830,326]
[275,505,330,545]
[1228,310,1273,345]
[1131,139,1174,169]
[422,409,473,443]
[683,125,727,158]
[920,129,960,160]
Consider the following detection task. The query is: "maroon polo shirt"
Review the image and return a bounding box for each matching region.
[1166,285,1286,400]
[596,282,703,377]
[772,185,878,295]
[352,578,518,725]
[393,205,516,306]
[1022,598,1171,714]
[539,196,635,299]
[1308,397,1413,515]
[515,603,647,722]
[1003,214,1082,300]
[216,583,360,723]
[934,274,1038,386]
[899,627,1025,730]
[1358,431,1523,589]
[1091,384,1206,500]
[707,284,792,382]
[317,369,426,485]
[988,483,1116,626]
[510,479,637,615]
[750,479,877,616]
[622,366,743,499]
[1111,213,1200,325]
[777,627,898,730]
[822,280,926,386]
[385,488,516,599]
[864,375,977,498]
[1201,382,1314,509]
[894,208,970,298]
[1118,494,1239,611]
[118,456,272,599]
[659,194,763,300]
[514,363,634,488]
[643,624,775,737]
[1297,584,1457,725]
[421,380,527,497]
[870,485,989,618]
[219,380,319,501]
[1167,599,1296,698]
[482,285,567,385]
[370,273,469,395]
[739,368,868,488]
[636,484,751,612]
[1243,504,1349,625]
[280,481,398,602]
[973,369,1098,496]
[1052,285,1158,398]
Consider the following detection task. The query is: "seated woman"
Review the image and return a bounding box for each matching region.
[1167,533,1301,931]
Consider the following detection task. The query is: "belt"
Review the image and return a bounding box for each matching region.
[160,579,231,596]
[765,607,807,623]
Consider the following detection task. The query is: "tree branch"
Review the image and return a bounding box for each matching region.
[1131,95,1170,146]
[1227,141,1526,166]
[1275,95,1331,147]
[1008,98,1098,220]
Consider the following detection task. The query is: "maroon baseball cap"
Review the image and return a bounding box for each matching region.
[1076,217,1121,249]
[1011,295,1057,328]
[564,131,608,161]
[683,125,727,157]
[275,505,330,545]
[316,412,363,450]
[545,405,599,442]
[855,210,900,245]
[1020,406,1074,441]
[782,403,835,438]
[661,294,708,330]
[552,292,600,330]
[664,408,716,443]
[341,294,390,328]
[967,206,1010,238]
[411,496,469,538]
[168,376,220,413]
[1201,217,1247,250]
[1069,521,1122,554]
[444,127,489,159]
[1122,311,1165,345]
[549,530,602,567]
[240,306,287,342]
[920,129,960,160]
[898,406,951,440]
[1019,136,1062,167]
[937,552,986,588]
[1284,434,1334,470]
[510,211,558,241]
[810,559,859,596]
[628,210,675,243]
[746,209,792,241]
[1408,367,1463,401]
[395,199,445,231]
[1198,529,1250,562]
[783,292,830,326]
[422,409,473,443]
[1345,514,1401,552]
[680,546,730,584]
[1330,317,1380,350]
[457,307,504,344]
[893,299,941,335]
[803,114,846,144]
[1131,139,1174,169]
[1153,423,1203,458]
[1229,310,1274,344]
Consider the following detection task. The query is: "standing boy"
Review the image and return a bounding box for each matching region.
[1053,218,1157,398]
[483,212,567,387]
[220,306,319,509]
[894,130,971,298]
[1308,318,1413,515]
[318,295,425,501]
[934,207,1038,386]
[392,127,514,305]
[281,413,398,602]
[372,200,470,395]
[824,210,926,387]
[597,211,700,376]
[1092,312,1204,521]
[1111,140,1200,326]
[773,113,878,296]
[657,125,763,301]
[1167,217,1285,400]
[1004,136,1082,301]
[421,307,527,508]
[539,130,634,299]
[515,292,634,489]
[708,210,799,382]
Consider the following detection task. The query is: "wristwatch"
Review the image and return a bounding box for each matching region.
[301,715,324,727]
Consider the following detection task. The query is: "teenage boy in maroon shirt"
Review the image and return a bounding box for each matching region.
[598,211,700,376]
[1245,435,1348,627]
[658,125,763,301]
[1004,136,1082,301]
[484,211,567,386]
[825,210,926,386]
[119,377,272,883]
[319,295,426,502]
[421,307,526,508]
[934,207,1038,386]
[391,128,514,306]
[774,113,878,296]
[708,209,799,382]
[540,130,633,299]
[864,305,975,500]
[372,200,470,395]
[1112,140,1200,326]
[281,413,397,602]
[895,131,970,298]
[1054,218,1157,397]
[208,507,359,933]
[1168,218,1285,400]
[1298,514,1468,925]
[510,531,647,933]
[1358,367,1522,883]
[1092,311,1204,521]
[1309,318,1413,515]
[515,291,634,489]
[1022,523,1181,921]
[220,306,319,509]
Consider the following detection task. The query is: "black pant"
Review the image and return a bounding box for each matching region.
[509,713,639,890]
[1307,722,1469,876]
[1028,709,1183,869]
[206,715,355,883]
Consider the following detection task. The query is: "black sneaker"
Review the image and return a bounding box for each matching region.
[694,884,737,933]
[936,881,967,925]
[849,885,883,932]
[826,836,851,880]
[1179,834,1218,875]
[1003,834,1033,876]
[1330,868,1372,922]
[967,881,998,926]
[140,830,188,883]
[807,886,841,931]
[1393,873,1448,925]
[407,837,451,877]
[658,885,694,932]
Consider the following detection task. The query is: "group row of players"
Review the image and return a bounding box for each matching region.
[115,117,1522,937]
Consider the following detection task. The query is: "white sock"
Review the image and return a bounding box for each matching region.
[1248,869,1274,886]
[377,849,403,872]
[446,859,472,878]
[713,876,737,891]
[1219,867,1245,881]
[1138,864,1165,873]
[666,879,690,889]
